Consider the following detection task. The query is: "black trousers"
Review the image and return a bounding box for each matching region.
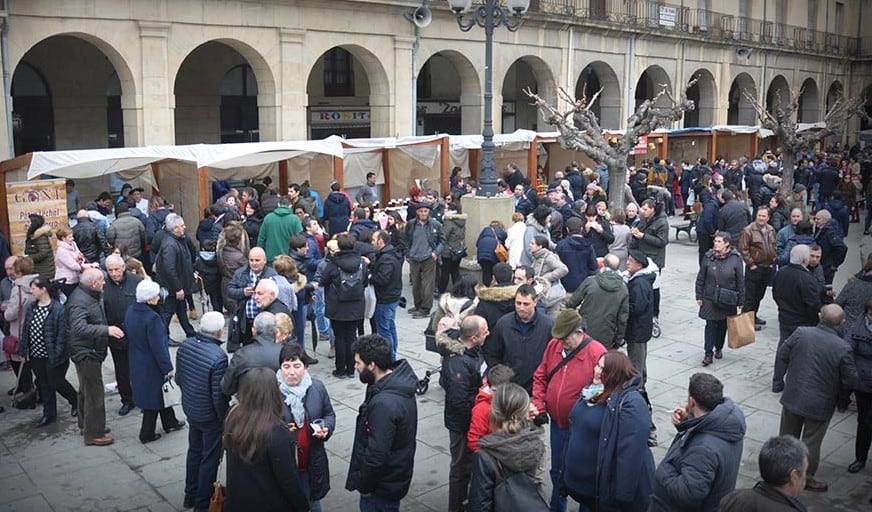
[743,266,770,314]
[30,358,77,419]
[855,390,872,462]
[109,345,134,406]
[162,294,196,338]
[698,234,714,267]
[185,420,223,509]
[140,407,180,442]
[480,261,495,288]
[332,319,359,375]
[437,257,461,294]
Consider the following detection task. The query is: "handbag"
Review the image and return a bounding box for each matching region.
[712,272,739,308]
[491,228,508,262]
[209,450,225,512]
[727,311,756,349]
[450,245,467,262]
[162,377,182,408]
[543,281,566,308]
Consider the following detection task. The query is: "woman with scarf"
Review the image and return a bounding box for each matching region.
[277,343,335,512]
[695,231,745,366]
[561,351,655,511]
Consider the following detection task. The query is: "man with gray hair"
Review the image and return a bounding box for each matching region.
[220,312,283,395]
[565,253,629,349]
[772,244,822,393]
[154,213,196,342]
[175,311,230,511]
[811,208,847,285]
[253,279,292,317]
[102,254,142,416]
[774,304,859,492]
[719,435,809,511]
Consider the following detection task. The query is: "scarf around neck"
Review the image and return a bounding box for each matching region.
[276,369,312,426]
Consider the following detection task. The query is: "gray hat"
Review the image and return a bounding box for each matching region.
[628,249,648,266]
[551,309,583,340]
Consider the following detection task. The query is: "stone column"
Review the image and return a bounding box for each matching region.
[280,28,307,140]
[138,21,174,145]
[393,35,415,137]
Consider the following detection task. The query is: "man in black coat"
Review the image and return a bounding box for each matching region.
[812,209,848,285]
[625,250,655,390]
[369,230,403,360]
[72,210,110,264]
[155,214,196,340]
[473,263,518,347]
[102,254,142,416]
[220,312,284,396]
[774,304,859,492]
[323,181,352,238]
[175,311,230,511]
[346,335,419,510]
[772,245,822,362]
[715,190,750,244]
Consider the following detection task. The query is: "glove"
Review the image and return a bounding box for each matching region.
[533,413,550,426]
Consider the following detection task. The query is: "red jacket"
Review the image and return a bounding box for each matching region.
[466,387,494,452]
[532,336,607,429]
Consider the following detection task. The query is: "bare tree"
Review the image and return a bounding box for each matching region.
[526,81,696,210]
[744,88,868,194]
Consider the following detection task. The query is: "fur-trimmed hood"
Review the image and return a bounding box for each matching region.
[30,224,53,240]
[474,283,519,302]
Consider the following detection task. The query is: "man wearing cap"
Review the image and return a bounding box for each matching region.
[404,203,445,319]
[532,309,607,512]
[784,185,808,218]
[625,248,655,388]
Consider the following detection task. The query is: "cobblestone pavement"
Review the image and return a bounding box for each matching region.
[1,223,870,511]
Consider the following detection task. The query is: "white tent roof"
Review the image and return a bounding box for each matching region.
[449,129,540,150]
[196,138,345,169]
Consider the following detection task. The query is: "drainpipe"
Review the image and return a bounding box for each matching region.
[566,26,574,93]
[411,25,420,136]
[626,33,636,122]
[1,13,13,158]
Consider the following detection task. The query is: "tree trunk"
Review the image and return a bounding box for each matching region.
[607,163,629,211]
[781,151,796,196]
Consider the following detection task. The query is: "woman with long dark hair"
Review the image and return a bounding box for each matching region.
[25,214,55,281]
[242,199,264,244]
[20,277,78,426]
[224,367,310,512]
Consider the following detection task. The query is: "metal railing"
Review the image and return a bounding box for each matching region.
[530,0,861,58]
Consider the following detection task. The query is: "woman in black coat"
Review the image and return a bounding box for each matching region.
[476,222,507,287]
[277,343,335,511]
[847,297,872,474]
[19,277,78,426]
[224,367,309,512]
[242,200,264,244]
[695,230,745,366]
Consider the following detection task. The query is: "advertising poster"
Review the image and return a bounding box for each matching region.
[6,179,67,255]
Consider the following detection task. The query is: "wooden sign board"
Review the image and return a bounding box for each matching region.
[6,179,67,255]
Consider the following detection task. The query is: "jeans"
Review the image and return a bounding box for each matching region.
[359,495,400,512]
[374,301,399,360]
[313,288,333,341]
[184,421,223,509]
[703,319,727,356]
[109,345,133,406]
[140,407,180,442]
[332,319,359,374]
[743,266,770,315]
[549,422,569,512]
[162,294,196,338]
[75,358,107,439]
[30,358,77,420]
[298,470,323,512]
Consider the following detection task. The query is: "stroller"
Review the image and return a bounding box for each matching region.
[416,310,442,395]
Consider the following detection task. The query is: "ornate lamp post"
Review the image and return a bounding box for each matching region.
[447,0,529,197]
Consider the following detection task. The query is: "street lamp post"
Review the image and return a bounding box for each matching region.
[447,0,529,197]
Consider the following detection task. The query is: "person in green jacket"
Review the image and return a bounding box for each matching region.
[257,196,302,262]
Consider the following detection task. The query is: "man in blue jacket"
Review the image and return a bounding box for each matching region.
[175,311,229,512]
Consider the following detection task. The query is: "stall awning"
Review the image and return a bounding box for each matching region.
[26,145,201,180]
[196,138,346,169]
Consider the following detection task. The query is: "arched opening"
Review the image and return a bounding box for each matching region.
[727,72,757,125]
[415,50,481,135]
[684,69,717,127]
[307,45,390,139]
[502,56,556,133]
[635,65,672,111]
[797,78,820,123]
[766,75,791,115]
[174,41,270,144]
[11,35,133,155]
[826,81,843,113]
[575,61,621,129]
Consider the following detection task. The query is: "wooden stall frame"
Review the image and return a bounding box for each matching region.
[0,153,34,240]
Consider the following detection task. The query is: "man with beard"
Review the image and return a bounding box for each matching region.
[369,230,403,360]
[102,254,141,416]
[346,335,419,511]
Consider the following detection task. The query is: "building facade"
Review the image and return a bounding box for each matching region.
[1,0,871,160]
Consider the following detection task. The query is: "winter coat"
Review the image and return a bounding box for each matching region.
[196,218,215,247]
[520,215,551,266]
[695,249,745,321]
[53,239,87,285]
[73,217,110,264]
[257,207,303,262]
[484,310,554,394]
[814,219,848,270]
[242,214,263,245]
[696,191,719,238]
[323,191,352,237]
[532,335,607,428]
[19,299,68,367]
[226,264,279,303]
[631,211,669,269]
[66,284,111,363]
[566,169,587,201]
[103,272,143,350]
[441,213,467,259]
[775,233,815,266]
[474,283,519,346]
[716,201,750,244]
[476,225,507,264]
[584,216,616,258]
[772,264,821,329]
[846,315,872,394]
[555,234,598,292]
[718,482,809,512]
[775,324,859,422]
[404,217,445,262]
[145,208,171,244]
[768,207,790,233]
[25,225,55,280]
[155,232,196,295]
[107,212,145,258]
[438,334,484,432]
[280,377,336,501]
[608,224,632,271]
[218,240,248,311]
[319,249,368,321]
[346,360,419,501]
[175,333,229,425]
[505,221,527,267]
[369,243,403,304]
[4,274,38,356]
[737,222,777,267]
[220,334,283,396]
[125,302,174,410]
[566,270,629,348]
[651,398,747,512]
[625,269,655,343]
[530,248,568,285]
[835,271,872,327]
[563,376,655,511]
[467,426,547,512]
[467,387,494,452]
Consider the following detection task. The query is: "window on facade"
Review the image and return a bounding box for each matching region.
[737,0,751,39]
[324,48,354,97]
[219,64,259,143]
[834,2,844,34]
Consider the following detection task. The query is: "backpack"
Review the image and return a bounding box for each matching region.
[480,451,549,512]
[336,262,365,302]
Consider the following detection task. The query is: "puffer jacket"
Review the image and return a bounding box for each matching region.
[107,211,145,258]
[441,213,467,259]
[467,426,547,512]
[73,216,110,263]
[25,225,55,280]
[369,244,403,304]
[346,360,419,501]
[695,249,745,321]
[530,248,568,285]
[320,250,368,321]
[476,225,507,264]
[175,332,230,424]
[323,191,352,237]
[19,298,68,366]
[836,271,872,327]
[438,334,484,432]
[566,270,629,348]
[555,234,598,292]
[847,316,872,394]
[651,398,747,512]
[66,283,111,363]
[532,335,607,428]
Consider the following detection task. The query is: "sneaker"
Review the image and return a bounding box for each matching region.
[319,333,331,342]
[652,317,661,338]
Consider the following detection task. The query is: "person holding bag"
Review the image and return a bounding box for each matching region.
[4,256,38,398]
[695,231,745,366]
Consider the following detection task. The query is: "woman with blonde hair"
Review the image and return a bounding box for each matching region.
[54,225,91,298]
[216,221,250,312]
[505,212,527,268]
[274,312,296,344]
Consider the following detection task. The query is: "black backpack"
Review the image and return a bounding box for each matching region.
[479,452,549,512]
[336,262,365,302]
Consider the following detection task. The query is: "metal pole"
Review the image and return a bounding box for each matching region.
[478,0,497,197]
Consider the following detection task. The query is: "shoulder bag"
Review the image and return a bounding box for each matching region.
[491,228,509,262]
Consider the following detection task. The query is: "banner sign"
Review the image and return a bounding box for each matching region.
[6,179,67,255]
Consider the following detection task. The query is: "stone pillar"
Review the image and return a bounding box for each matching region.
[138,22,174,145]
[460,195,515,258]
[280,29,307,140]
[394,35,415,137]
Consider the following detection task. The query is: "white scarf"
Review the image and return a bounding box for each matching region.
[276,369,311,426]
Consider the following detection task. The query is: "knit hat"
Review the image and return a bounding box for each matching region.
[793,184,806,194]
[628,249,648,266]
[552,309,583,340]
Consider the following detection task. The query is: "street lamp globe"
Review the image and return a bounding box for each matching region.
[507,0,530,15]
[447,0,472,14]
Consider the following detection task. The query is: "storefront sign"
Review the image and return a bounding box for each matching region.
[6,179,66,255]
[631,135,648,155]
[310,109,371,125]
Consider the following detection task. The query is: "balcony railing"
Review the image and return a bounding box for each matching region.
[530,0,861,58]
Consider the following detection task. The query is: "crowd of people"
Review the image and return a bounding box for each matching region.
[0,145,869,511]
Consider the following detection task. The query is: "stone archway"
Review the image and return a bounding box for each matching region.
[766,75,791,114]
[575,61,621,129]
[727,72,757,125]
[635,65,672,111]
[826,81,843,113]
[502,55,557,133]
[684,68,717,127]
[797,78,820,123]
[415,50,481,135]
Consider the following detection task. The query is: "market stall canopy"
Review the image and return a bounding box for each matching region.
[449,129,541,150]
[26,145,201,180]
[196,137,346,169]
